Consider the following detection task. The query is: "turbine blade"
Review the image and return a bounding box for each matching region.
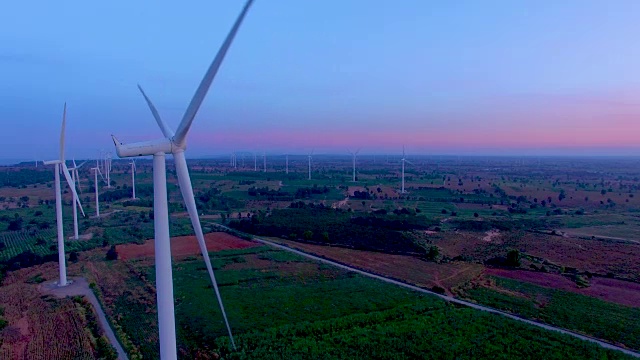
[137,84,175,138]
[173,152,236,349]
[173,0,254,146]
[60,103,67,161]
[62,163,85,217]
[73,158,77,168]
[75,169,83,194]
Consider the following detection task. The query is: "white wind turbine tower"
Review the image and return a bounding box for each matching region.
[42,103,85,287]
[253,152,257,171]
[111,1,253,357]
[307,149,314,180]
[130,160,137,200]
[69,159,87,240]
[91,165,103,218]
[349,148,360,182]
[105,152,112,188]
[400,146,413,193]
[285,154,289,174]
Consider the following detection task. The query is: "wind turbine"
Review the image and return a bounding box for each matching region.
[130,160,137,199]
[111,1,253,357]
[42,103,85,287]
[349,148,360,182]
[91,166,102,218]
[105,152,112,188]
[400,146,413,193]
[69,159,87,240]
[263,151,266,172]
[285,154,289,174]
[253,152,257,171]
[307,149,314,180]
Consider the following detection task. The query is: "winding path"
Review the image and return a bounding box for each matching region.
[42,277,128,360]
[251,236,640,358]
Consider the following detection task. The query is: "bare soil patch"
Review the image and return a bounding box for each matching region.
[486,268,640,307]
[436,231,640,282]
[482,229,500,243]
[117,232,258,260]
[272,239,482,293]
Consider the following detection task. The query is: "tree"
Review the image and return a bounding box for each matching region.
[426,246,440,261]
[106,245,118,261]
[7,217,23,231]
[473,212,479,218]
[69,251,79,262]
[558,190,566,202]
[506,249,520,267]
[303,230,314,240]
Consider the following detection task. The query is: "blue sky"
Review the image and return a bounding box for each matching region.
[1,0,640,161]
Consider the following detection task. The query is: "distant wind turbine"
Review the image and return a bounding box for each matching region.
[42,103,85,286]
[130,160,137,199]
[285,154,289,174]
[400,146,413,193]
[69,159,87,240]
[349,148,360,182]
[91,166,102,218]
[253,152,257,171]
[307,149,314,180]
[263,151,266,172]
[111,1,253,356]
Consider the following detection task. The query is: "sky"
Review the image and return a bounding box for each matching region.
[1,0,640,161]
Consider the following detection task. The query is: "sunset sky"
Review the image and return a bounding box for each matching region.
[1,0,640,161]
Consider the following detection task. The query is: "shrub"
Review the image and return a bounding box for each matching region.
[106,245,118,261]
[69,251,79,262]
[506,249,521,267]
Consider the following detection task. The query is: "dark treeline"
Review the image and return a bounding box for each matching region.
[229,204,436,255]
[99,184,153,202]
[195,187,243,212]
[0,169,51,187]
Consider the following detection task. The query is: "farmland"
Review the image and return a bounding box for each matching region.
[0,155,640,358]
[457,275,640,350]
[0,263,116,359]
[86,242,635,359]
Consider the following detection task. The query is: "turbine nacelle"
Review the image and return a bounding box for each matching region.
[111,136,175,158]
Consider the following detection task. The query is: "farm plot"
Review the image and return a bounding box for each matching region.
[459,275,640,351]
[0,263,101,359]
[88,243,636,359]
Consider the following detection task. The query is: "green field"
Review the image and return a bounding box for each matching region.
[461,276,640,351]
[93,246,635,359]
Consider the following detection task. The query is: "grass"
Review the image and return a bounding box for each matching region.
[98,246,638,359]
[220,302,633,359]
[462,276,640,350]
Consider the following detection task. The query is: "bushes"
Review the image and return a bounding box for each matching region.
[506,249,521,267]
[229,208,431,255]
[106,245,118,261]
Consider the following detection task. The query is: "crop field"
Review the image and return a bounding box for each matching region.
[458,275,640,351]
[79,243,635,359]
[0,263,112,359]
[1,156,640,358]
